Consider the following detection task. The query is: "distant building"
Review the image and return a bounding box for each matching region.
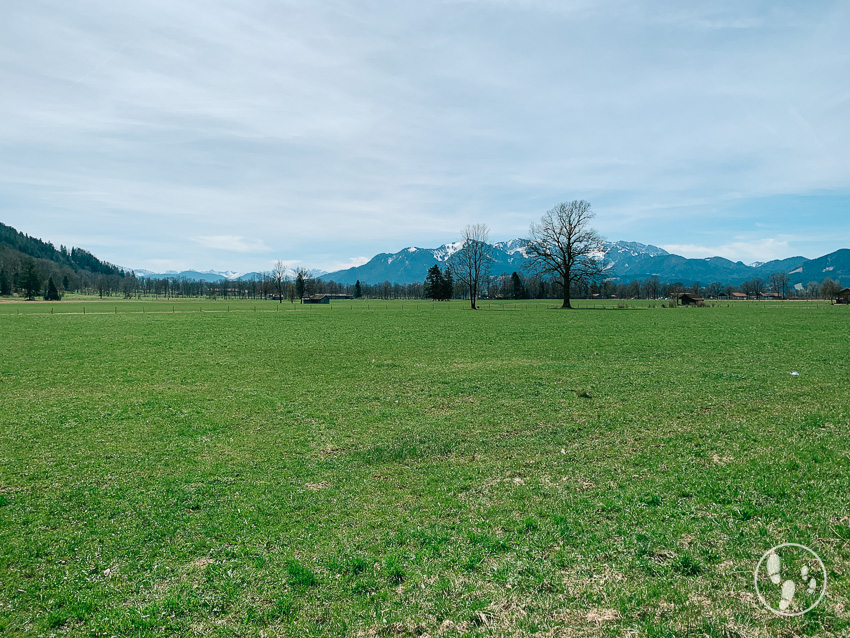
[731,292,748,300]
[759,292,781,300]
[675,293,704,306]
[302,293,353,304]
[837,288,850,305]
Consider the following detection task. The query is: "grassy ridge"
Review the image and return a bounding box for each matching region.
[1,301,848,636]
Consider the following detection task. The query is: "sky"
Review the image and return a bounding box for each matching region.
[1,0,849,274]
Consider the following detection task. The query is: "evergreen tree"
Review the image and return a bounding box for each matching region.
[354,280,362,298]
[295,269,306,300]
[44,276,61,301]
[510,272,525,299]
[62,274,70,291]
[0,268,11,296]
[424,265,444,300]
[440,267,454,300]
[19,258,41,300]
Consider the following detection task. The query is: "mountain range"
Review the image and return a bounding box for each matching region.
[133,267,327,283]
[129,240,850,289]
[4,219,843,293]
[316,240,850,289]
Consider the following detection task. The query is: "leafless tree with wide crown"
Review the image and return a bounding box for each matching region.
[525,200,606,309]
[449,223,493,310]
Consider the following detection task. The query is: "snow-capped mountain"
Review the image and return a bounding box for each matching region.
[128,239,844,288]
[318,239,668,285]
[318,239,821,286]
[131,267,327,282]
[432,241,465,262]
[493,238,529,257]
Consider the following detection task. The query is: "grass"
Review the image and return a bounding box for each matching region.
[0,299,848,636]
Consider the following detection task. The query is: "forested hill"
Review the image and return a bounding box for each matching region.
[0,222,124,276]
[0,221,126,297]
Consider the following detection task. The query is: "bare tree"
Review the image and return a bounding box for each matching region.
[643,276,661,299]
[272,260,287,303]
[741,277,765,299]
[819,277,840,300]
[769,272,790,299]
[295,267,310,301]
[525,201,606,309]
[707,282,723,299]
[448,223,493,310]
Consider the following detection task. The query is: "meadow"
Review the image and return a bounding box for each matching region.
[0,299,848,637]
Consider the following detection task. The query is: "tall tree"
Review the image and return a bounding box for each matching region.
[448,224,493,310]
[0,267,11,296]
[354,280,362,298]
[440,268,454,300]
[424,265,445,300]
[295,268,308,301]
[525,201,606,309]
[18,258,41,300]
[741,278,765,299]
[510,272,525,299]
[769,272,790,299]
[707,282,723,299]
[819,277,840,300]
[272,260,287,303]
[643,276,660,299]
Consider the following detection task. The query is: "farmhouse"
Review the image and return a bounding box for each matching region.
[302,293,353,304]
[676,293,704,306]
[837,288,850,304]
[759,292,781,300]
[731,292,748,300]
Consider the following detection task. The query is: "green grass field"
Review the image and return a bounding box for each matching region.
[1,300,848,636]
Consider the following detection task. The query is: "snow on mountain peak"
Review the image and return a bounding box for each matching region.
[494,238,530,256]
[603,241,669,258]
[433,240,465,261]
[203,269,246,280]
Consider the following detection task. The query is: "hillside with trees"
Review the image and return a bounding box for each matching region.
[0,222,129,299]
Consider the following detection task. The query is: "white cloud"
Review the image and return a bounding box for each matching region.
[317,256,371,272]
[661,238,794,263]
[190,235,271,253]
[0,0,848,271]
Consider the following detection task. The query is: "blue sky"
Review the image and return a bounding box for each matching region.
[1,0,848,273]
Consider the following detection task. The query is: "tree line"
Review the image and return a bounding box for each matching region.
[3,255,842,303]
[1,203,844,303]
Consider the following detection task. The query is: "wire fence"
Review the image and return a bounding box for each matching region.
[0,298,837,317]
